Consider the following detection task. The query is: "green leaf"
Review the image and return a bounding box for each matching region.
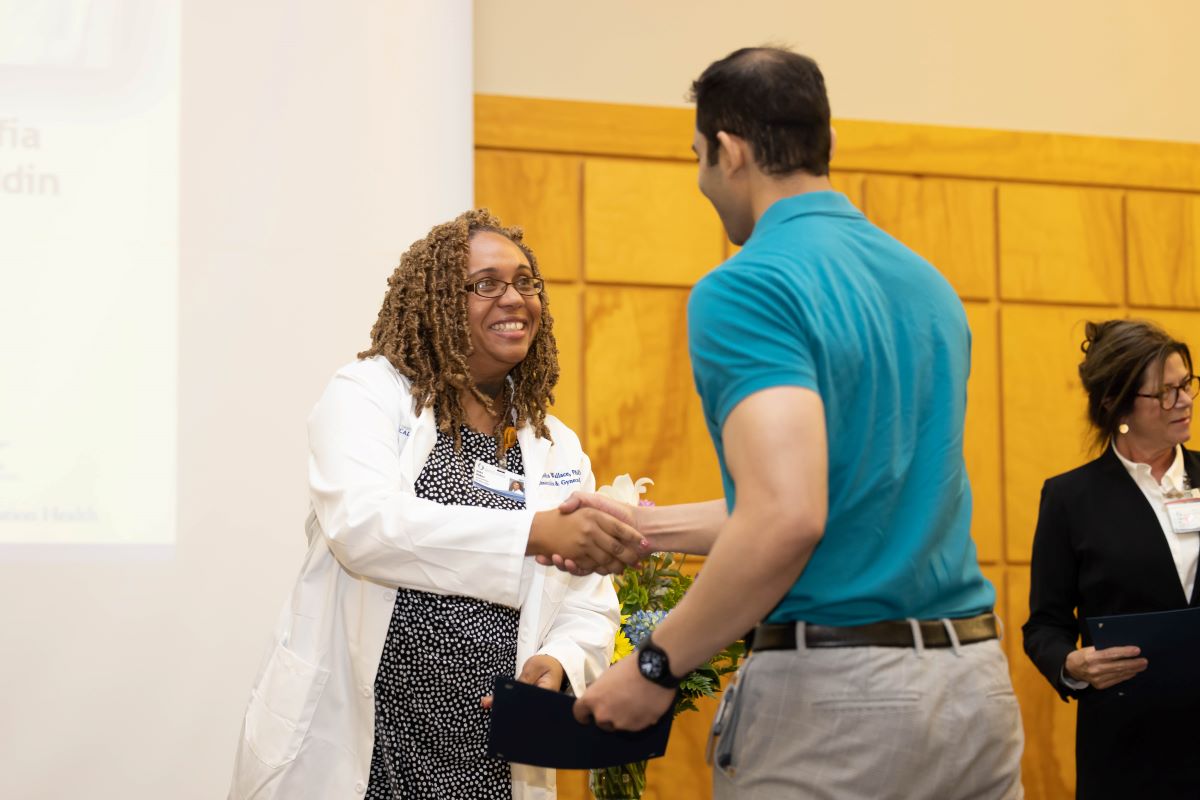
[610,552,749,718]
[673,697,699,715]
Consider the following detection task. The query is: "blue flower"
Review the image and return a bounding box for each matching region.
[622,609,668,648]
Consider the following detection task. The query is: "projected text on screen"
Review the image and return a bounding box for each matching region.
[0,1,179,550]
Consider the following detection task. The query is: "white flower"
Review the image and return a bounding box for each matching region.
[596,474,654,506]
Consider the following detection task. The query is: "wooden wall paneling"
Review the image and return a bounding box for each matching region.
[477,96,1200,192]
[475,149,583,282]
[964,302,1003,563]
[583,158,726,286]
[831,118,1200,192]
[555,770,587,800]
[863,176,997,300]
[546,282,583,433]
[583,286,724,504]
[476,94,695,161]
[1127,191,1200,309]
[998,184,1124,305]
[1006,567,1077,800]
[1001,304,1106,563]
[829,171,865,209]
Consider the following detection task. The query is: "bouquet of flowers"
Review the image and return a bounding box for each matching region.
[588,475,744,800]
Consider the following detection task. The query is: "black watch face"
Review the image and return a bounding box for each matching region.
[639,648,665,680]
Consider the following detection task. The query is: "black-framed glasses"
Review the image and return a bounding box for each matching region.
[462,276,544,298]
[1136,375,1200,409]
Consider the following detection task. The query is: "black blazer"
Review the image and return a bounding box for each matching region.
[1023,446,1200,799]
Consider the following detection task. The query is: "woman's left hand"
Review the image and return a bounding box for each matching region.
[480,654,565,709]
[515,654,565,691]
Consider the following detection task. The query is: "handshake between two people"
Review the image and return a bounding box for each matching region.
[480,492,649,712]
[526,492,650,576]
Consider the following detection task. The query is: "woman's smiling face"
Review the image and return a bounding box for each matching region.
[463,231,542,387]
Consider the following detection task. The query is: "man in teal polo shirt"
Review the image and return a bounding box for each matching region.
[570,47,1024,798]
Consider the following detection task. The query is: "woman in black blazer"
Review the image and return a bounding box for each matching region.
[1024,319,1200,799]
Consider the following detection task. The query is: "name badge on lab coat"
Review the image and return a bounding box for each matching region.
[473,460,526,502]
[1166,496,1200,533]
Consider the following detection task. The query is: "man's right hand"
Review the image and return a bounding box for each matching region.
[558,491,641,527]
[1064,645,1147,689]
[535,492,649,574]
[527,506,646,576]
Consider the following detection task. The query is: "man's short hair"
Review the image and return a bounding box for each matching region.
[689,47,831,177]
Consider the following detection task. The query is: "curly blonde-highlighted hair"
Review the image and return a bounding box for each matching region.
[358,209,560,452]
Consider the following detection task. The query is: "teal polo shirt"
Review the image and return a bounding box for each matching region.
[687,191,994,625]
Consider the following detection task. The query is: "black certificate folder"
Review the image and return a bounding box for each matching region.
[486,676,674,769]
[1086,606,1200,697]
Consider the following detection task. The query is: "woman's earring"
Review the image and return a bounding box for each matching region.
[1118,423,1130,435]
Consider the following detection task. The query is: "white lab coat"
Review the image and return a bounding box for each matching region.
[228,356,619,800]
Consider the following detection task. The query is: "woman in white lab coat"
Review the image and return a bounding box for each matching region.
[228,209,644,800]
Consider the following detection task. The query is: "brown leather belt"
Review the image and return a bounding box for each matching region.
[750,613,998,651]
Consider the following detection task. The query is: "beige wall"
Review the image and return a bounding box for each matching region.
[0,3,473,799]
[475,0,1200,143]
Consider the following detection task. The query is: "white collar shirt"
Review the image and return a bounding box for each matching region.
[1112,442,1199,602]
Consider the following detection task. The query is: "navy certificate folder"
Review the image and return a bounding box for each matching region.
[486,676,674,769]
[1086,606,1200,697]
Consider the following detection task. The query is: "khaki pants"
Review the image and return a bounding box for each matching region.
[712,628,1024,800]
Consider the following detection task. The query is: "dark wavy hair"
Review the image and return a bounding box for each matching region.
[358,209,559,453]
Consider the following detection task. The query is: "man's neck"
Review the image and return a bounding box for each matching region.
[749,172,835,227]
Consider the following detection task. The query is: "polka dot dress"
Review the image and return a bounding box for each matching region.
[365,426,524,800]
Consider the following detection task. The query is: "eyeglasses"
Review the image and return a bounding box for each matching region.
[462,276,544,298]
[1136,375,1200,409]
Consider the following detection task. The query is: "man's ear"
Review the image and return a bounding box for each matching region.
[829,125,838,165]
[715,130,748,176]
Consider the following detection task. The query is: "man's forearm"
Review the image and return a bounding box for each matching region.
[647,504,821,674]
[641,499,727,555]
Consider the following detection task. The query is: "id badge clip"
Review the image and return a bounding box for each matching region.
[1165,492,1200,533]
[473,460,526,501]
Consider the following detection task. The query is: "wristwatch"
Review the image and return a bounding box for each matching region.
[636,634,682,689]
